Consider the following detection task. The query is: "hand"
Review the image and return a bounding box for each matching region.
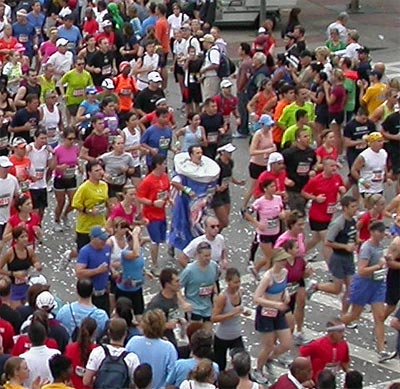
[131,226,141,236]
[237,180,246,186]
[361,181,371,189]
[234,306,244,315]
[242,309,252,317]
[218,127,226,134]
[24,121,33,131]
[220,259,228,271]
[97,262,109,274]
[150,148,158,155]
[256,222,266,231]
[153,199,165,208]
[387,178,393,186]
[309,170,316,178]
[302,379,316,388]
[377,257,386,269]
[345,242,356,253]
[13,270,28,279]
[277,302,288,311]
[34,263,42,272]
[315,194,326,203]
[188,190,196,199]
[94,67,101,74]
[58,164,68,171]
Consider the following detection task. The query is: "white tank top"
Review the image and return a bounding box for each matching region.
[27,143,50,190]
[358,147,388,194]
[122,127,141,167]
[109,235,128,264]
[41,104,60,146]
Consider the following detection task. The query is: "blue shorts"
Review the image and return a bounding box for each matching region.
[348,275,386,306]
[328,252,355,280]
[147,220,167,244]
[255,306,288,333]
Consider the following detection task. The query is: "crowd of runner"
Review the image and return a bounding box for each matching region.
[0,0,399,388]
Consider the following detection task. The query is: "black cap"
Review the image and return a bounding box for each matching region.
[357,46,370,54]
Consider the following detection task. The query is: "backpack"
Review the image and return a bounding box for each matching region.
[208,48,236,79]
[93,345,130,389]
[69,304,95,342]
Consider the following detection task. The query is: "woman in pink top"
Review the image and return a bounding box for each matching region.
[106,185,147,232]
[275,211,312,345]
[324,69,347,154]
[242,114,277,209]
[245,178,285,271]
[53,128,79,232]
[39,27,58,64]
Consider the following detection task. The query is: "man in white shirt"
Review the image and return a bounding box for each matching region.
[335,29,361,60]
[178,216,227,269]
[47,38,74,83]
[181,24,202,57]
[83,318,140,388]
[0,156,19,253]
[20,322,61,388]
[326,11,349,43]
[199,34,221,100]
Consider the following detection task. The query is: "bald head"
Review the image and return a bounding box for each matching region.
[205,216,219,228]
[374,62,386,76]
[290,357,312,382]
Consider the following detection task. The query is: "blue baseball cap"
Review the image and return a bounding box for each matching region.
[89,226,110,241]
[258,114,275,127]
[85,86,97,95]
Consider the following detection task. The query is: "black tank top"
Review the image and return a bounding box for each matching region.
[8,248,32,272]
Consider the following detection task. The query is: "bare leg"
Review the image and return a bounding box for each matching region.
[372,303,387,352]
[294,288,306,333]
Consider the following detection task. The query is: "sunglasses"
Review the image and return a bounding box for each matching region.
[210,225,220,229]
[66,137,76,140]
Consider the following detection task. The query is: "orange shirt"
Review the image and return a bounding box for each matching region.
[272,99,290,144]
[9,155,31,192]
[155,17,170,54]
[113,74,138,112]
[255,91,277,116]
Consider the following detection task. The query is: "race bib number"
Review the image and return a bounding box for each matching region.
[372,268,386,281]
[14,275,28,285]
[63,167,76,179]
[157,191,168,200]
[159,137,170,150]
[265,218,279,234]
[261,307,278,317]
[371,170,383,182]
[286,283,299,295]
[0,195,10,207]
[0,136,7,148]
[30,128,37,138]
[199,285,213,297]
[102,65,112,75]
[35,168,44,179]
[46,127,57,138]
[35,27,41,35]
[296,162,310,175]
[222,176,231,186]
[120,88,131,96]
[94,203,107,215]
[73,89,84,97]
[19,35,28,43]
[207,132,218,143]
[327,203,337,214]
[20,180,30,192]
[75,366,85,377]
[109,174,125,186]
[67,42,74,51]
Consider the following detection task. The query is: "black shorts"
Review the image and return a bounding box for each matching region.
[258,233,280,244]
[130,166,141,178]
[190,313,211,322]
[76,232,90,251]
[329,112,345,126]
[211,190,230,208]
[184,84,202,104]
[158,52,168,68]
[287,279,305,312]
[29,188,48,210]
[385,272,400,306]
[315,111,330,127]
[107,183,124,198]
[67,105,79,116]
[54,176,77,191]
[385,144,400,174]
[0,223,5,240]
[309,219,331,232]
[115,287,144,315]
[255,306,288,333]
[249,162,266,180]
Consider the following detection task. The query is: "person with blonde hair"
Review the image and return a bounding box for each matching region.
[179,359,216,389]
[2,357,45,389]
[126,309,178,389]
[315,46,332,79]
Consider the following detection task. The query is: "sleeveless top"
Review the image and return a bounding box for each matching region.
[266,271,287,295]
[122,127,141,166]
[109,235,128,264]
[215,291,242,340]
[41,104,60,145]
[249,129,274,167]
[255,91,275,116]
[182,125,202,152]
[9,248,32,272]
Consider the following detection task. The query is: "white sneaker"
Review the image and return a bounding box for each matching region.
[54,222,63,232]
[62,215,71,229]
[251,370,269,385]
[59,249,72,270]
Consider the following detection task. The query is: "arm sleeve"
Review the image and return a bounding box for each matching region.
[326,217,344,242]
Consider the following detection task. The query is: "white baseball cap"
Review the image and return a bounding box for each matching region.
[36,291,57,310]
[220,79,233,89]
[217,143,236,153]
[56,38,69,47]
[148,71,163,83]
[0,156,13,168]
[101,78,115,90]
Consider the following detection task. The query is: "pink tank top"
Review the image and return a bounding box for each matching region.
[250,129,274,167]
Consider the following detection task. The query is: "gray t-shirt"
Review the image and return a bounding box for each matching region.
[99,151,135,186]
[358,240,384,280]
